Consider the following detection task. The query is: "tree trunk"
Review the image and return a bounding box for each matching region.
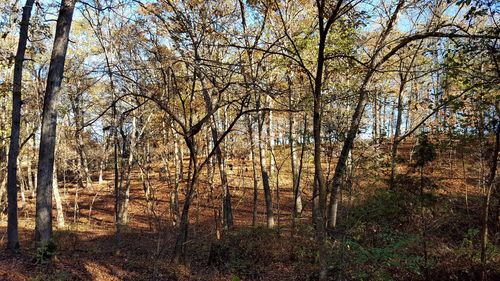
[53,161,65,228]
[173,139,199,264]
[267,97,275,177]
[373,92,379,141]
[390,79,405,188]
[170,124,181,226]
[117,117,136,229]
[313,25,329,281]
[201,87,233,229]
[287,80,303,217]
[98,131,109,184]
[480,121,499,281]
[205,128,221,238]
[247,115,259,227]
[328,87,369,229]
[73,94,91,188]
[257,101,274,228]
[26,154,34,193]
[17,159,25,209]
[35,0,76,247]
[7,0,36,251]
[32,130,37,194]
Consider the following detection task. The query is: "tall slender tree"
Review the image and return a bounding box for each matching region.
[7,0,36,251]
[35,0,76,247]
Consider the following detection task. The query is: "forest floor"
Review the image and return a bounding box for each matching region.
[0,144,499,281]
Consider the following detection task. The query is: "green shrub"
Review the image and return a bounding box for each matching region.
[35,239,57,264]
[332,189,423,280]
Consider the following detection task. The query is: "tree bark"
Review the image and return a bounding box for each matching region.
[257,100,274,228]
[313,18,330,281]
[373,92,379,141]
[390,80,405,188]
[173,138,199,263]
[35,0,76,247]
[480,120,499,281]
[53,160,65,228]
[117,116,136,229]
[98,131,109,184]
[170,124,181,226]
[7,0,36,251]
[71,94,91,188]
[287,79,303,217]
[201,86,233,229]
[247,115,259,227]
[327,0,405,229]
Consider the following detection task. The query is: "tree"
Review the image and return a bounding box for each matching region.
[480,114,499,281]
[414,131,436,280]
[7,0,35,251]
[35,0,76,247]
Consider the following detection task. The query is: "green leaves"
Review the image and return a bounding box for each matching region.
[414,132,436,167]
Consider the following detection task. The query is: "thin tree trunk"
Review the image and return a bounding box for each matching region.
[7,0,36,251]
[32,130,37,194]
[420,165,429,281]
[98,132,109,184]
[117,117,136,228]
[35,0,76,247]
[26,153,33,193]
[312,22,330,280]
[480,120,499,281]
[382,95,387,137]
[17,159,25,209]
[390,80,405,188]
[247,115,259,227]
[205,128,221,239]
[390,44,421,188]
[201,87,233,229]
[373,92,379,141]
[173,138,199,264]
[71,95,90,189]
[170,124,180,226]
[326,0,406,225]
[267,97,275,177]
[287,80,303,217]
[297,115,307,215]
[257,101,274,228]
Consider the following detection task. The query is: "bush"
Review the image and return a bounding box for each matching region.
[208,227,283,278]
[35,239,57,264]
[331,189,423,280]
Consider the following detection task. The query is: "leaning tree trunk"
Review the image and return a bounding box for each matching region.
[35,0,76,247]
[327,87,368,229]
[390,44,421,188]
[7,0,36,251]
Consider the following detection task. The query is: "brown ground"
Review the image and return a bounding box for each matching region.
[0,142,498,280]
